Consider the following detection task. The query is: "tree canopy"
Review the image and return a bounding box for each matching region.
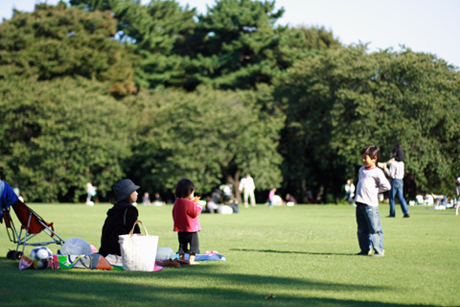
[277,45,460,201]
[125,87,284,198]
[67,0,338,91]
[1,0,459,203]
[0,77,132,202]
[0,2,138,95]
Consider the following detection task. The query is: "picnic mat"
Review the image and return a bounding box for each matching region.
[173,252,226,261]
[19,254,163,271]
[19,252,225,270]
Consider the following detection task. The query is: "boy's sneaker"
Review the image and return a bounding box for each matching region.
[403,213,410,218]
[372,251,385,257]
[354,251,370,256]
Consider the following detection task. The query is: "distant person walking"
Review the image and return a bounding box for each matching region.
[86,182,97,206]
[13,183,24,202]
[239,173,256,208]
[268,187,276,208]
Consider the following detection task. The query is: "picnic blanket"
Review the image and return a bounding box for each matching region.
[19,254,163,271]
[19,251,225,270]
[173,253,226,261]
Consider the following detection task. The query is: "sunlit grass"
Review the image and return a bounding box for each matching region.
[1,203,459,306]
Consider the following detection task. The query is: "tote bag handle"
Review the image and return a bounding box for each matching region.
[129,220,149,236]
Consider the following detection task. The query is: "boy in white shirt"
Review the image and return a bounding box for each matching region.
[355,145,391,257]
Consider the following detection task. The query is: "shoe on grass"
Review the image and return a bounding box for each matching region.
[386,215,395,218]
[372,251,385,257]
[403,213,410,218]
[354,251,370,256]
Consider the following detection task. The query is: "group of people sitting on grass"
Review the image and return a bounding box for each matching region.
[267,188,297,207]
[414,188,460,215]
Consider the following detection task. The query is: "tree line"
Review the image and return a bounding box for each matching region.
[0,0,458,203]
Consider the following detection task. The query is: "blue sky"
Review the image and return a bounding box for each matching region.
[2,0,459,68]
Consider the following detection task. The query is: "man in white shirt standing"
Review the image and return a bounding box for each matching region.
[239,173,256,208]
[345,179,355,206]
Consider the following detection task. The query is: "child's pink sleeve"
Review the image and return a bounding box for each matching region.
[187,200,202,218]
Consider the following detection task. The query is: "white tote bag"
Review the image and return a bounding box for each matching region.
[119,220,158,271]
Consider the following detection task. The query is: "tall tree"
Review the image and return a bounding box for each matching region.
[186,0,286,90]
[0,2,138,95]
[69,0,124,11]
[68,0,340,92]
[115,0,197,89]
[70,0,198,89]
[279,25,341,67]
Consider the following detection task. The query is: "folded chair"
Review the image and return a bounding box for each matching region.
[1,180,65,260]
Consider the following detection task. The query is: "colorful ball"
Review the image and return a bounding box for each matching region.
[29,246,53,260]
[34,258,49,270]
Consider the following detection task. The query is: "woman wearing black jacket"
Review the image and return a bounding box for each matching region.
[99,179,175,260]
[99,179,140,257]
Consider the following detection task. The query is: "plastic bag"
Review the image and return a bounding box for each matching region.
[60,237,93,255]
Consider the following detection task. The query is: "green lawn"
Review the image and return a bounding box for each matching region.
[0,203,458,306]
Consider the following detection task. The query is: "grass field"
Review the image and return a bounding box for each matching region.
[0,203,459,307]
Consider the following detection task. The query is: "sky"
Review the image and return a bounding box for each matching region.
[2,0,459,68]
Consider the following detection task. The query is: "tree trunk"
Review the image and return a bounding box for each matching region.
[227,169,242,203]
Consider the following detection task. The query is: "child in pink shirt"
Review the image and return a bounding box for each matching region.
[172,178,202,264]
[268,187,276,207]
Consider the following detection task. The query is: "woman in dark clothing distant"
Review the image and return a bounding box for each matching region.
[99,179,140,257]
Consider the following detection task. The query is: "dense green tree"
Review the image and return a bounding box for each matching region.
[69,0,124,12]
[185,0,286,90]
[68,0,339,92]
[0,77,133,202]
[4,0,455,205]
[279,26,341,66]
[70,0,198,89]
[277,45,460,201]
[114,0,197,89]
[124,87,284,199]
[0,3,138,95]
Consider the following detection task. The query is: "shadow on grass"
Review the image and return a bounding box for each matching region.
[230,248,351,256]
[0,258,433,307]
